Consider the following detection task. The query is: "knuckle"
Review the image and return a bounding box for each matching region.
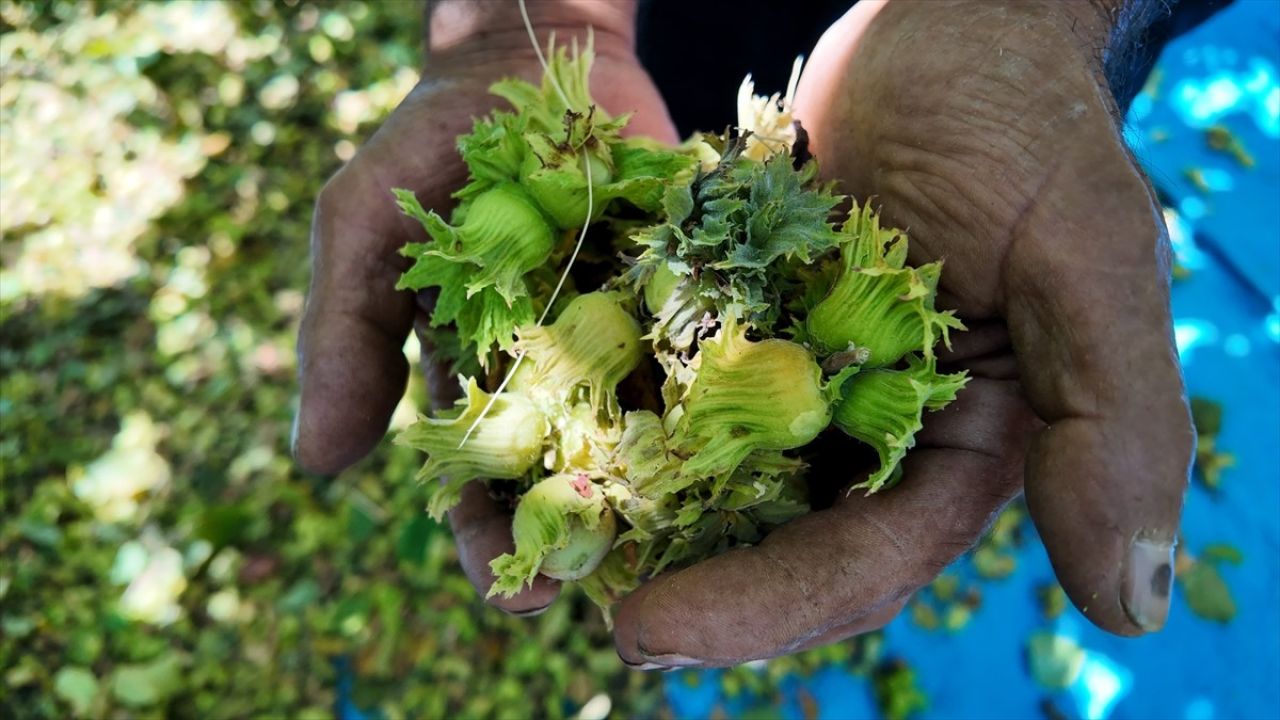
[314,168,355,228]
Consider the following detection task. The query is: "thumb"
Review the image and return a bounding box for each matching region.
[293,166,416,475]
[293,85,472,474]
[1004,129,1193,635]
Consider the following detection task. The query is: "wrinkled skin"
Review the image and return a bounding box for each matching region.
[295,1,1192,667]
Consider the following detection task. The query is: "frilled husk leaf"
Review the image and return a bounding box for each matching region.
[490,35,600,136]
[453,110,530,201]
[629,150,841,331]
[518,110,618,229]
[394,186,550,364]
[515,291,643,415]
[489,473,617,597]
[832,355,969,493]
[670,321,831,486]
[806,202,965,366]
[427,183,556,304]
[395,378,548,519]
[576,547,642,626]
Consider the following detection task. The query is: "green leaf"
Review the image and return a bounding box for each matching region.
[278,579,321,613]
[395,378,548,519]
[18,518,62,548]
[660,180,695,225]
[396,513,437,565]
[3,615,36,638]
[111,654,184,708]
[456,111,529,195]
[972,546,1017,579]
[396,185,550,363]
[603,141,697,213]
[720,157,840,269]
[635,150,842,333]
[1026,633,1084,689]
[1201,543,1244,565]
[346,502,378,543]
[392,187,434,229]
[1190,396,1224,435]
[1037,584,1068,620]
[454,286,536,361]
[612,139,696,183]
[54,666,99,716]
[196,503,253,547]
[1180,561,1237,622]
[1190,396,1234,491]
[873,660,928,720]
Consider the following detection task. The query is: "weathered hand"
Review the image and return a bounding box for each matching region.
[293,6,676,615]
[614,0,1191,668]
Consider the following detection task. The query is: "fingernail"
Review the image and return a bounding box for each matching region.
[621,659,666,671]
[508,604,552,618]
[1122,537,1174,632]
[639,653,703,669]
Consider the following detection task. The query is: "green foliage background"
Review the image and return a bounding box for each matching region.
[0,2,883,717]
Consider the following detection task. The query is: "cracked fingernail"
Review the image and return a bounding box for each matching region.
[1122,537,1174,632]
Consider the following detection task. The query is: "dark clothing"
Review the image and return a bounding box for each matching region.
[635,0,1234,135]
[636,0,853,137]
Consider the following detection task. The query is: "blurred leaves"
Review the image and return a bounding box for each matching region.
[873,660,927,720]
[1191,396,1235,491]
[51,667,98,717]
[1025,633,1084,690]
[1177,541,1243,624]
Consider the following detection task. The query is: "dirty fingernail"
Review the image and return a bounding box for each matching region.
[1122,537,1174,632]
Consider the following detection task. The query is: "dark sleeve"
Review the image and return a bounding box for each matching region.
[1107,0,1236,110]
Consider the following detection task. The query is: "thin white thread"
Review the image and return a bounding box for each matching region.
[519,0,571,108]
[459,0,596,448]
[538,160,592,324]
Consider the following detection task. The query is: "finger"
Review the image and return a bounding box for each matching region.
[935,320,1019,379]
[1003,134,1193,635]
[934,319,1009,365]
[621,595,904,671]
[449,481,561,615]
[293,88,472,475]
[614,378,1036,667]
[789,598,906,655]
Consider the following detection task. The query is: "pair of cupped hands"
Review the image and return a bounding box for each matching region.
[294,0,1192,669]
